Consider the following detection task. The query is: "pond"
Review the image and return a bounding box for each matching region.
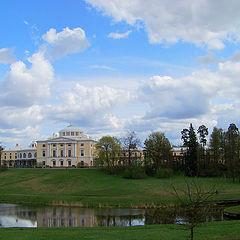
[0,203,226,228]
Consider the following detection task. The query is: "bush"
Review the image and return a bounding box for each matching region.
[155,168,173,178]
[103,166,126,175]
[0,165,9,172]
[131,167,147,179]
[123,168,132,179]
[123,167,147,179]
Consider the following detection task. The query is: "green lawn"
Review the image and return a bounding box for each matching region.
[0,221,240,240]
[0,168,240,207]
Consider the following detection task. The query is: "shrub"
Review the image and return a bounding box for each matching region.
[123,167,147,179]
[155,168,173,178]
[102,166,126,175]
[0,165,8,172]
[131,167,147,179]
[123,168,132,179]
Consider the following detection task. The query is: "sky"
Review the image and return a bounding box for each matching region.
[1,0,240,148]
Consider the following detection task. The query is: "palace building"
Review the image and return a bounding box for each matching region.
[36,125,96,168]
[0,143,37,168]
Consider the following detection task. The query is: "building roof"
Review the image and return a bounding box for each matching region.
[59,125,83,134]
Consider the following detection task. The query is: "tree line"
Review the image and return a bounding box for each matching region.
[96,123,240,180]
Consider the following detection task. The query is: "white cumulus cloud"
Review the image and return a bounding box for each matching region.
[86,0,240,49]
[42,27,90,60]
[0,52,54,107]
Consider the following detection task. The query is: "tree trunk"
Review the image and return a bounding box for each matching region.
[190,225,194,240]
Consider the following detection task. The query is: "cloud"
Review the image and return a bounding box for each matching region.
[46,83,133,128]
[89,64,115,71]
[0,52,54,107]
[0,48,16,64]
[86,0,240,49]
[139,75,213,120]
[42,27,90,60]
[108,30,132,39]
[196,52,221,65]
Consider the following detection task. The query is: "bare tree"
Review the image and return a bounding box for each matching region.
[122,131,141,166]
[171,178,216,240]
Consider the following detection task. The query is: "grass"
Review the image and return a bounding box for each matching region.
[224,205,240,214]
[0,168,240,207]
[0,221,240,240]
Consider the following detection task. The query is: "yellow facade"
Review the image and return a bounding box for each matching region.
[36,125,96,168]
[0,149,18,167]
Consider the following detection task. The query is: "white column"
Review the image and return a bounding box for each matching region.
[74,143,77,157]
[47,144,49,157]
[57,144,59,157]
[65,144,67,157]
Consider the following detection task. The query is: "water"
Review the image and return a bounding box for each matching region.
[0,203,225,228]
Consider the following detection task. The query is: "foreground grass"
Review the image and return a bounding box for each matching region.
[0,221,240,240]
[0,168,240,207]
[225,205,240,214]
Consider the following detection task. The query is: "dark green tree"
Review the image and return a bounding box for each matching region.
[181,124,199,176]
[209,127,224,165]
[144,132,172,170]
[197,125,208,169]
[0,144,3,166]
[225,123,239,182]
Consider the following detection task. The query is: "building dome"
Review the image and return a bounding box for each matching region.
[59,125,84,138]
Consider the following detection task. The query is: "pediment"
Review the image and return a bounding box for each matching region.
[47,137,77,143]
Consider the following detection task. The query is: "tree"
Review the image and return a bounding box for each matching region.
[0,144,3,167]
[172,178,216,240]
[122,131,141,166]
[225,123,239,182]
[181,124,199,177]
[197,125,208,169]
[144,132,172,170]
[96,136,121,167]
[209,127,224,165]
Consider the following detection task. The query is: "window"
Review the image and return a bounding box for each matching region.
[9,156,11,159]
[53,161,56,167]
[15,154,17,159]
[42,144,46,147]
[42,151,46,157]
[20,153,22,158]
[71,132,74,136]
[53,150,56,157]
[68,160,71,167]
[60,150,64,157]
[68,150,71,157]
[76,132,79,136]
[34,152,37,158]
[81,143,84,147]
[53,144,56,147]
[23,153,26,158]
[68,144,71,147]
[63,132,66,136]
[66,132,70,136]
[60,144,64,147]
[60,160,64,167]
[28,153,32,158]
[81,149,84,156]
[43,161,45,166]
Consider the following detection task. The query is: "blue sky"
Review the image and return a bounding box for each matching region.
[1,0,240,148]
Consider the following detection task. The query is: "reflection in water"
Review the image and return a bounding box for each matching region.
[0,204,225,228]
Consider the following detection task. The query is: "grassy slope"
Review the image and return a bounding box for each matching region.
[0,168,240,207]
[0,221,240,240]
